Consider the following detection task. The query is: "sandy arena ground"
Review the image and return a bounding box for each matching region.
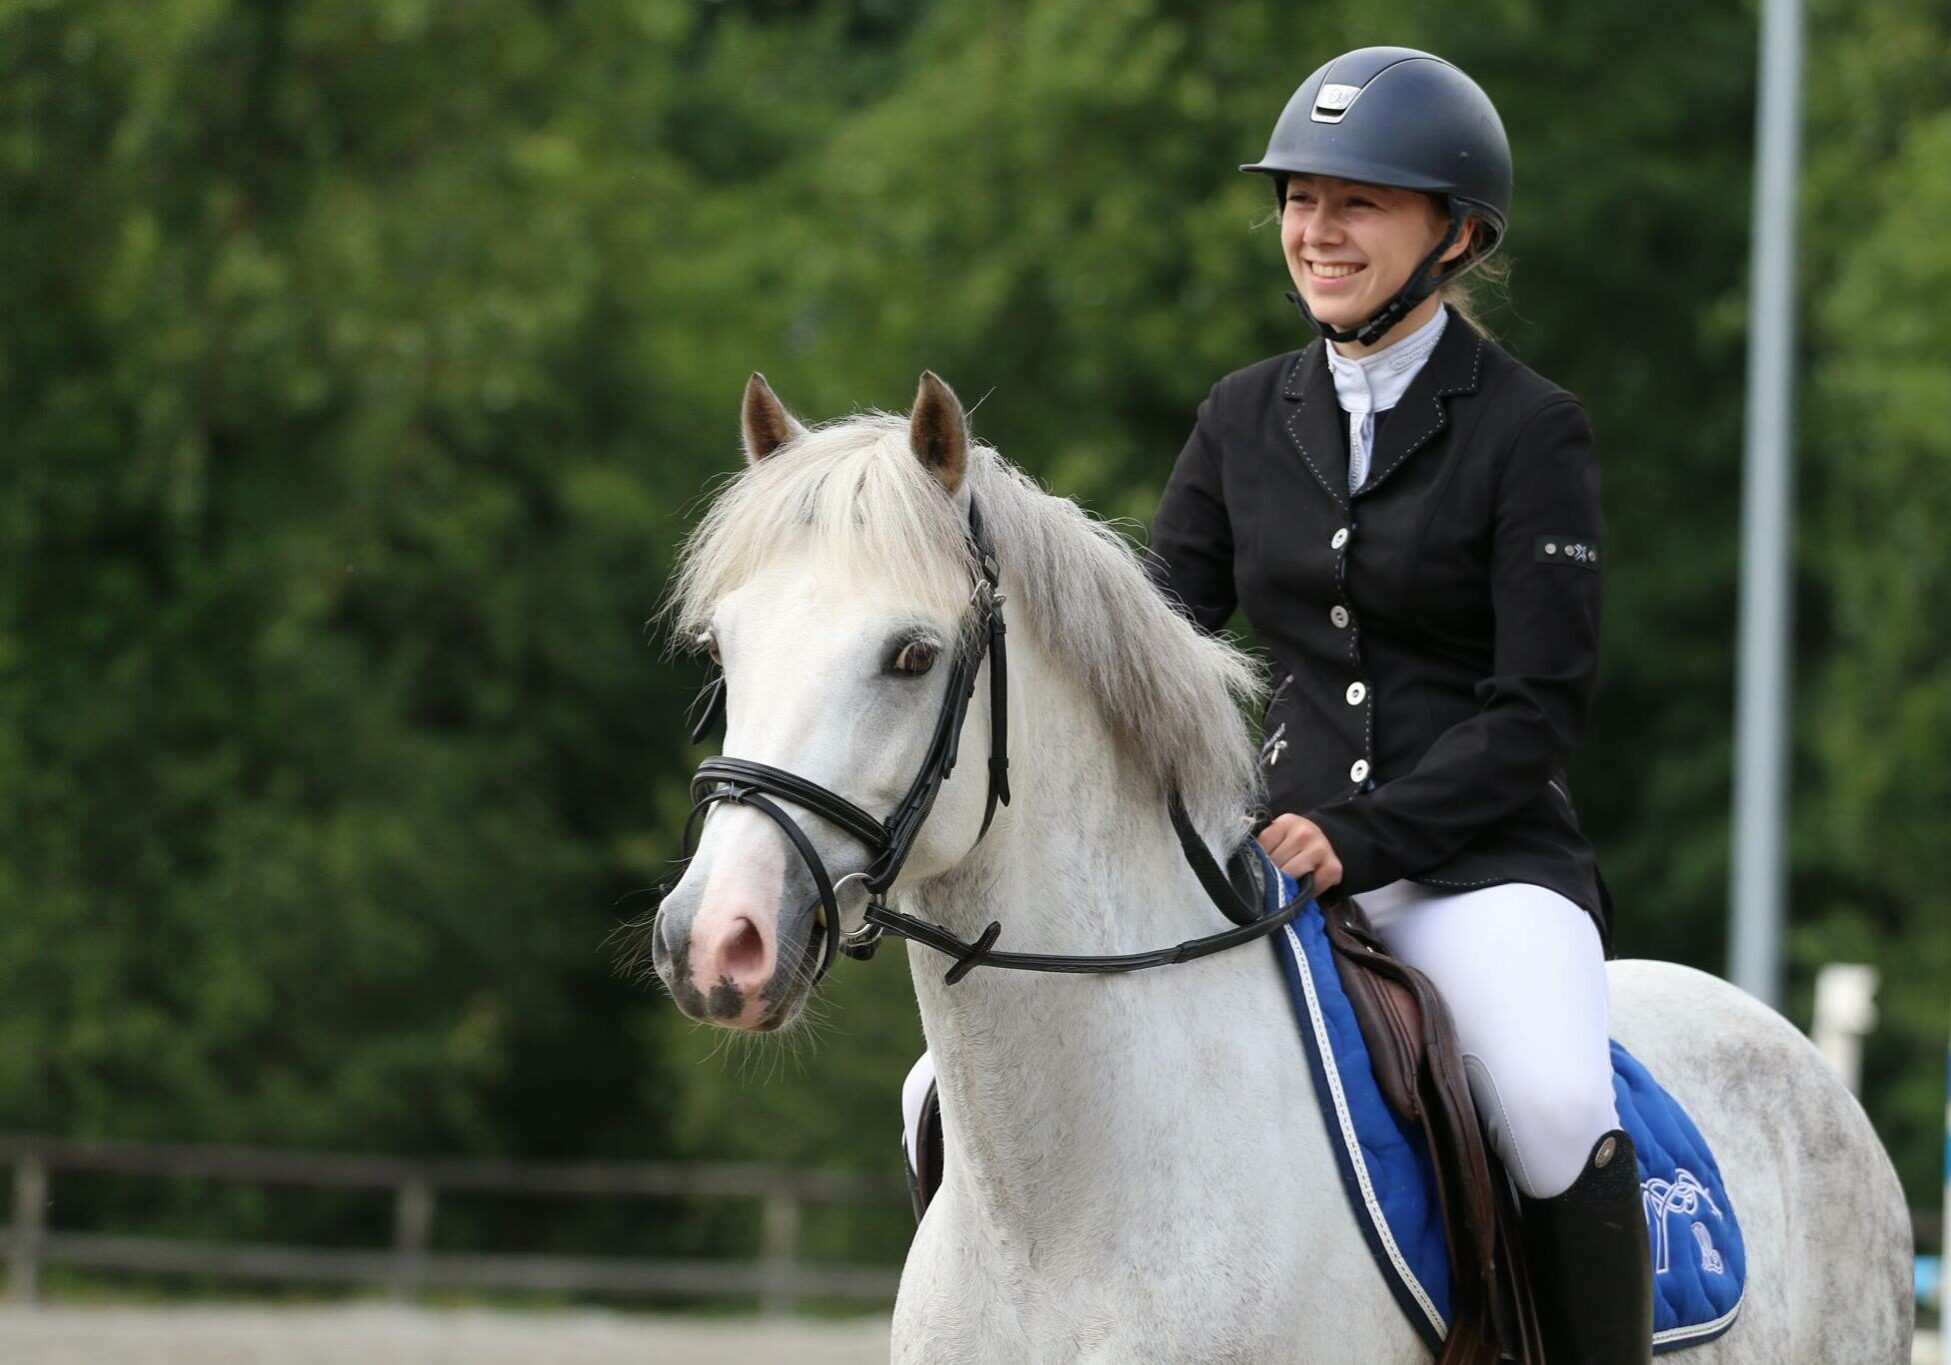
[0,1305,1936,1363]
[0,1304,892,1365]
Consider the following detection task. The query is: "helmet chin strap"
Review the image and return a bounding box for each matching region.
[1285,202,1468,349]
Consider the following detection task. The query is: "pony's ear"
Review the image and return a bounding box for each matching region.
[908,371,968,494]
[741,372,807,464]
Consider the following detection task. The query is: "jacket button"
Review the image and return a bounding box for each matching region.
[1345,681,1366,705]
[1349,758,1371,783]
[1330,527,1350,550]
[1330,605,1350,628]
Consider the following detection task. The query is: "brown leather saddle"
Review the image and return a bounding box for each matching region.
[1322,892,1545,1364]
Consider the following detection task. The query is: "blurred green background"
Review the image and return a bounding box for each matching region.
[1,0,1945,1289]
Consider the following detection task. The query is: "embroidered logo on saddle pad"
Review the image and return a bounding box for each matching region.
[1249,845,1746,1355]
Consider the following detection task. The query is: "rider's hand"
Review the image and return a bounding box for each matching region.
[1255,814,1343,894]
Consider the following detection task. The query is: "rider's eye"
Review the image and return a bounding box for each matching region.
[892,641,939,675]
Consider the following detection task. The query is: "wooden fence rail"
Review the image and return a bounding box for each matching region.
[9,1134,1938,1317]
[0,1135,906,1315]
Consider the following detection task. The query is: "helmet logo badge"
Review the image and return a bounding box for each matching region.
[1312,83,1363,124]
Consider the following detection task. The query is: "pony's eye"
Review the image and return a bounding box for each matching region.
[697,630,722,666]
[893,641,939,675]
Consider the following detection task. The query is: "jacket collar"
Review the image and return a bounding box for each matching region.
[1279,304,1488,508]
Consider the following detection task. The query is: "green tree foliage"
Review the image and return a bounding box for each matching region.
[1796,0,1951,1201]
[0,0,1941,1277]
[0,0,726,1250]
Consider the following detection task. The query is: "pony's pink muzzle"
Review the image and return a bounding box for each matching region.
[650,810,809,1030]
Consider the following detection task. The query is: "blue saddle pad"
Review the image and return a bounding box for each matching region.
[1250,846,1745,1354]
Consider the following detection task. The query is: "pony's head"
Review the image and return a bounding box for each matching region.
[639,372,1264,1031]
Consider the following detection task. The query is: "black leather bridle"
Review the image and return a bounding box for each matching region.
[650,494,1310,987]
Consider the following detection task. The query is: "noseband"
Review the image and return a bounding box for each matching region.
[651,494,1309,988]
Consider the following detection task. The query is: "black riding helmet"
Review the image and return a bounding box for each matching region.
[1241,47,1512,348]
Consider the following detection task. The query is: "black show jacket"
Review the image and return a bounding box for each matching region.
[1149,306,1612,946]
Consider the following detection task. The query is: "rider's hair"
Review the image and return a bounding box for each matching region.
[1433,208,1510,335]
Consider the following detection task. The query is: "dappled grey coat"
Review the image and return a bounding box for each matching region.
[1148,305,1613,945]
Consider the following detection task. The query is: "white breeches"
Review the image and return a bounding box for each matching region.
[1353,878,1619,1198]
[901,878,1618,1201]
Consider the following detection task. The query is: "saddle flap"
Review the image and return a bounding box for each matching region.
[1322,899,1426,1121]
[1323,895,1544,1365]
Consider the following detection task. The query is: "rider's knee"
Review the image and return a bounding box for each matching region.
[1469,1057,1619,1200]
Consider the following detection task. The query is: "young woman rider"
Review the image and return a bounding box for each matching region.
[1149,45,1650,1364]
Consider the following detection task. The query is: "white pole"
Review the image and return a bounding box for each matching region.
[1729,0,1805,1007]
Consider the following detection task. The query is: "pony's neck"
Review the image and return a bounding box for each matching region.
[903,643,1309,1262]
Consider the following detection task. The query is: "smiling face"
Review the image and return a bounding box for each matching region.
[1279,173,1474,354]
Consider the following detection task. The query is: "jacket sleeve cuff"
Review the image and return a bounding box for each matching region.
[1302,804,1387,896]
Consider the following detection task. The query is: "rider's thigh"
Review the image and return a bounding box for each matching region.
[1359,880,1618,1199]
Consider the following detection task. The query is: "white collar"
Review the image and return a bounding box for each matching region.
[1326,306,1449,417]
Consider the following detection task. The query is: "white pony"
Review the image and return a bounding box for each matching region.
[645,372,1914,1363]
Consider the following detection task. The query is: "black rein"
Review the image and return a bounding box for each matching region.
[653,492,1311,988]
[854,794,1312,984]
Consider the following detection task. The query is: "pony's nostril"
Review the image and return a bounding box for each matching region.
[723,916,767,977]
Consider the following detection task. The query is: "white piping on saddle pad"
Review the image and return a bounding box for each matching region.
[1281,921,1450,1342]
[1655,1299,1742,1349]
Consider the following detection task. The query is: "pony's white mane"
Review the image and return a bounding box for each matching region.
[662,411,1267,833]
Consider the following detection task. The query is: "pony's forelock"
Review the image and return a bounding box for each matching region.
[662,411,973,647]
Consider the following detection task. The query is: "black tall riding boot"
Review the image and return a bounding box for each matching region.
[1518,1129,1653,1364]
